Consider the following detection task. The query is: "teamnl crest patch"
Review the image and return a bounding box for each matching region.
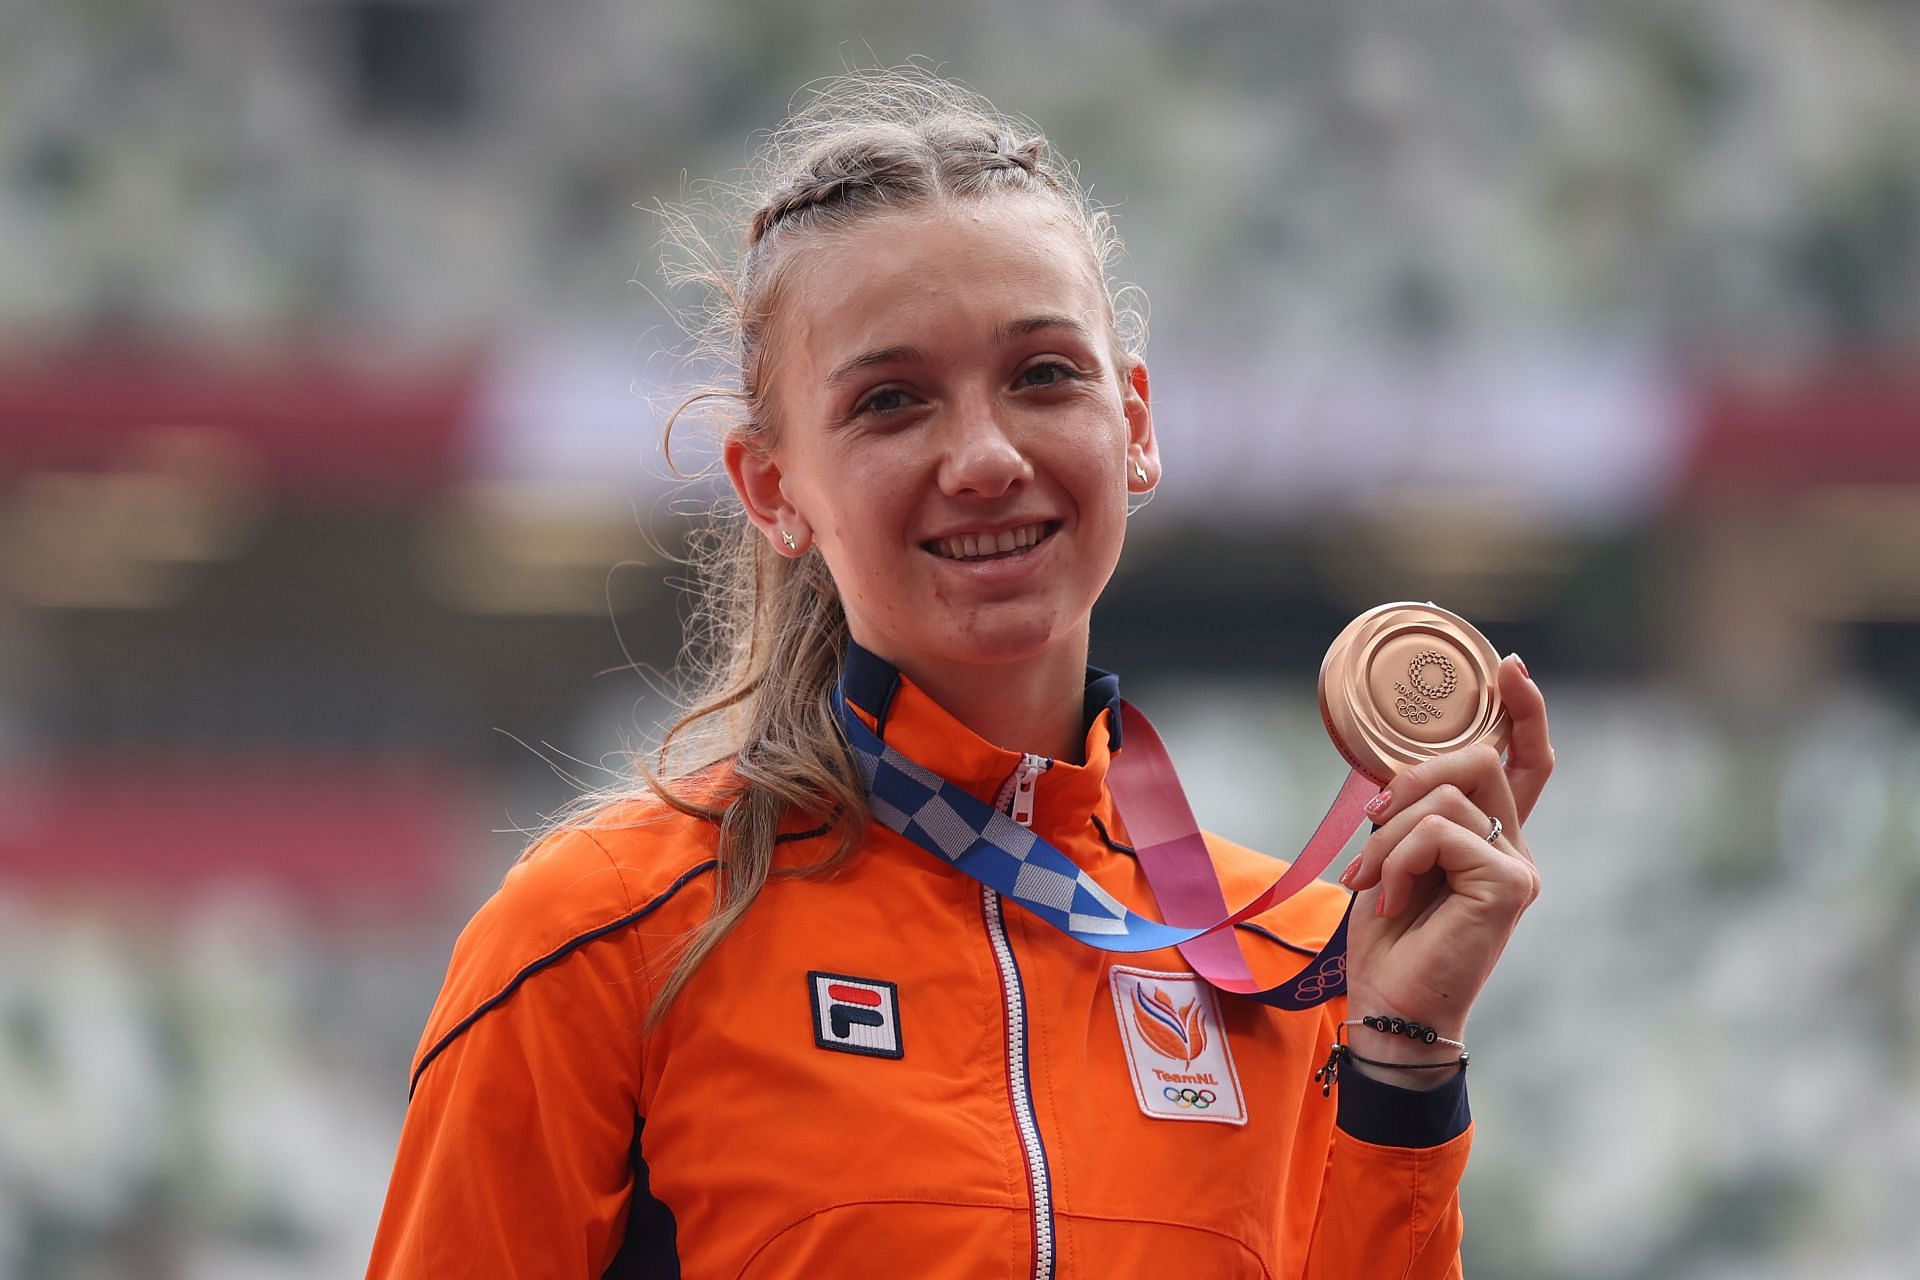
[1109,966,1247,1124]
[808,972,903,1059]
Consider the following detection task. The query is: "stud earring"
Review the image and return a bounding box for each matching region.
[781,530,797,551]
[1133,462,1148,485]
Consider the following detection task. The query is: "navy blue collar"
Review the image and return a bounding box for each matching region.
[841,638,1125,753]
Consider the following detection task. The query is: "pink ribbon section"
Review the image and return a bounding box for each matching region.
[1112,701,1377,994]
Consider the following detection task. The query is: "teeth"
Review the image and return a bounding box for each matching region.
[931,523,1049,561]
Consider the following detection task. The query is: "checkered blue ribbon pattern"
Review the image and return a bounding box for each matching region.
[834,683,1361,1009]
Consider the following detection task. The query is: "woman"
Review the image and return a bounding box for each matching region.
[368,70,1550,1279]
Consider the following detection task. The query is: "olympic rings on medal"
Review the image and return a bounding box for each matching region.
[1161,1086,1217,1109]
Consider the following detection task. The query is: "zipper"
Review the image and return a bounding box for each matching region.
[982,885,1054,1280]
[1007,752,1052,828]
[984,754,1056,1280]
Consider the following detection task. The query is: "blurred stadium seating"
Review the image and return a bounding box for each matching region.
[1,2,1916,1277]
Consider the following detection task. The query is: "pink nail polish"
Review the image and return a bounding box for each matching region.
[1510,652,1530,679]
[1375,896,1387,917]
[1364,789,1391,818]
[1339,861,1358,886]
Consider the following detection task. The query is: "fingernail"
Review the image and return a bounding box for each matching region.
[1509,651,1530,680]
[1339,860,1358,886]
[1375,895,1388,917]
[1364,789,1391,818]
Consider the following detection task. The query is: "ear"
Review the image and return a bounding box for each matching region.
[1121,358,1160,490]
[722,432,811,555]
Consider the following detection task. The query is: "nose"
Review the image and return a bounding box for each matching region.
[936,394,1033,498]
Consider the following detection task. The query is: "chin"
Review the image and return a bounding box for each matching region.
[936,613,1079,667]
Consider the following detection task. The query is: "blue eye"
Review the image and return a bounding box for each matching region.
[857,387,913,416]
[1019,362,1078,388]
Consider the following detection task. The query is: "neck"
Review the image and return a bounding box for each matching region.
[871,637,1092,766]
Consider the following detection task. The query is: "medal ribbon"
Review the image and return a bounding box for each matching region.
[835,683,1372,1010]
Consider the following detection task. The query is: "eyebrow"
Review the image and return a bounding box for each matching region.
[824,344,926,389]
[822,314,1097,389]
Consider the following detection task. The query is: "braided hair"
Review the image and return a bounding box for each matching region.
[736,117,1091,398]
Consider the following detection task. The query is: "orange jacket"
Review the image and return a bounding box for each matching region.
[369,646,1471,1278]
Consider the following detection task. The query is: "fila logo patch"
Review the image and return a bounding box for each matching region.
[808,972,903,1059]
[1109,966,1247,1125]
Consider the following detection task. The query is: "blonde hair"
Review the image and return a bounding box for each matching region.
[550,67,1145,1023]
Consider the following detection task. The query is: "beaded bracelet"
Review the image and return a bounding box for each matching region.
[1342,1015,1466,1052]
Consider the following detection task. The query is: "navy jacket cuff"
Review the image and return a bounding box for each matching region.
[1335,1059,1471,1149]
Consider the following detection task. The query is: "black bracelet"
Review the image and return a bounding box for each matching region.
[1343,1045,1469,1071]
[1316,1042,1469,1097]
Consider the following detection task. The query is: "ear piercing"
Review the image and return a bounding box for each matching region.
[1133,462,1148,485]
[781,530,797,551]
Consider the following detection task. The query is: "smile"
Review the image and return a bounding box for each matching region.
[924,522,1057,562]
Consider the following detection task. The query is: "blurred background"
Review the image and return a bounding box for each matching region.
[2,1,1918,1276]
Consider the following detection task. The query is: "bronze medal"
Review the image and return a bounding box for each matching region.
[1318,602,1511,785]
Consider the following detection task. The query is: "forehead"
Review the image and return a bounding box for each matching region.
[774,199,1108,375]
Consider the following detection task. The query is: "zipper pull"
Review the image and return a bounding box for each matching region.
[1008,752,1052,829]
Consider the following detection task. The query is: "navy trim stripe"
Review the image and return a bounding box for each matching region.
[603,1119,680,1276]
[775,820,834,845]
[841,640,903,734]
[1084,667,1123,751]
[1087,814,1322,958]
[409,858,719,1099]
[1086,811,1133,855]
[844,638,1121,750]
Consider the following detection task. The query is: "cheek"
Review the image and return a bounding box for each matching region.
[1055,420,1130,508]
[810,443,922,542]
[812,489,907,587]
[1075,450,1133,566]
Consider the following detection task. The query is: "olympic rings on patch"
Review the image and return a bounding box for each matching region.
[1161,1086,1217,1109]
